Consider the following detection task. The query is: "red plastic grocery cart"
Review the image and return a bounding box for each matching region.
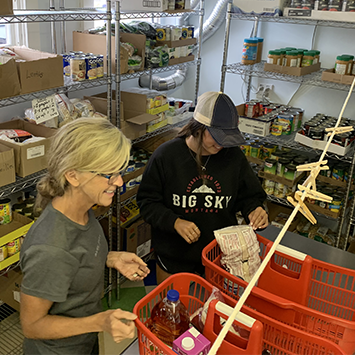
[202,237,355,354]
[133,273,345,355]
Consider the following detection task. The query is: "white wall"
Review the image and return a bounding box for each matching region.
[2,0,355,123]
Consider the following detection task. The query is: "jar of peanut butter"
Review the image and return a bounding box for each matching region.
[335,55,350,75]
[268,50,282,65]
[342,54,354,75]
[286,50,299,67]
[301,51,315,67]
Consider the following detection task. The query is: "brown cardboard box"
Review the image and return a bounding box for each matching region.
[0,58,21,99]
[267,201,299,232]
[156,37,197,48]
[73,32,145,73]
[264,62,321,76]
[123,218,151,258]
[87,91,167,140]
[169,55,195,66]
[321,68,355,85]
[0,269,22,312]
[10,46,64,95]
[0,143,15,187]
[0,120,56,177]
[0,0,13,15]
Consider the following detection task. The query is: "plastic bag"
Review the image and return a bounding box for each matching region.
[125,21,157,39]
[121,42,137,57]
[145,46,169,69]
[128,55,143,71]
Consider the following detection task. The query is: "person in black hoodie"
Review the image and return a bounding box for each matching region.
[137,91,268,283]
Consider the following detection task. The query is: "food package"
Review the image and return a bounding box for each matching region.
[70,98,95,117]
[128,55,143,71]
[121,42,136,57]
[145,46,169,69]
[214,225,261,283]
[0,129,33,143]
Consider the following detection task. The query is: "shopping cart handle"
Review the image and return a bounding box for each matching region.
[275,244,307,261]
[215,301,256,328]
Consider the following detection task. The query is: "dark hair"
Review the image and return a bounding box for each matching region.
[178,118,207,180]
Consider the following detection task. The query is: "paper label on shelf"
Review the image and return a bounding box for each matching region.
[32,95,59,124]
[136,240,151,258]
[27,145,45,160]
[13,291,21,303]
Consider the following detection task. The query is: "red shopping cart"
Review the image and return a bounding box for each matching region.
[202,237,355,354]
[133,273,345,355]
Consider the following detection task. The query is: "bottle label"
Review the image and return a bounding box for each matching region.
[290,58,298,67]
[335,63,347,75]
[242,44,257,61]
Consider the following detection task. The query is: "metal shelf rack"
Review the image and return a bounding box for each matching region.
[220,3,355,250]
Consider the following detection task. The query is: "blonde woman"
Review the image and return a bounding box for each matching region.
[20,118,150,355]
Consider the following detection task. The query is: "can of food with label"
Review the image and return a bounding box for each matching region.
[22,207,33,218]
[165,26,171,41]
[244,102,258,118]
[70,55,86,81]
[12,203,26,214]
[262,144,275,160]
[274,182,286,198]
[240,144,250,156]
[187,25,195,39]
[284,163,297,180]
[156,27,166,41]
[250,144,261,159]
[62,53,71,76]
[187,45,194,56]
[264,158,277,175]
[0,245,7,261]
[329,194,343,213]
[310,127,324,140]
[263,179,275,195]
[85,55,97,80]
[0,198,12,225]
[332,165,345,181]
[7,239,21,257]
[181,26,188,40]
[96,55,104,78]
[277,158,290,177]
[271,122,283,136]
[333,133,350,147]
[180,46,187,57]
[171,26,182,41]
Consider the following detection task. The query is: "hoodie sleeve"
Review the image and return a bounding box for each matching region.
[234,152,267,223]
[137,148,180,234]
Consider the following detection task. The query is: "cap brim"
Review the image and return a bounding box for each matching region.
[207,126,246,148]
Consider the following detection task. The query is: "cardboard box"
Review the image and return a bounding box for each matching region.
[267,201,299,232]
[169,55,195,66]
[0,0,13,15]
[10,46,64,95]
[264,62,321,76]
[0,269,22,312]
[120,0,168,12]
[284,7,311,17]
[321,68,355,85]
[0,143,16,187]
[0,212,33,272]
[294,131,354,156]
[156,37,197,48]
[0,58,21,99]
[73,32,145,73]
[123,218,151,258]
[0,120,56,177]
[87,91,168,140]
[233,0,287,15]
[236,104,275,137]
[311,10,355,22]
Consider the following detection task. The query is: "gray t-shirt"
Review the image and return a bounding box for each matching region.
[20,202,108,355]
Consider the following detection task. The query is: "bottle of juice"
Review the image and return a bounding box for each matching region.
[148,289,190,347]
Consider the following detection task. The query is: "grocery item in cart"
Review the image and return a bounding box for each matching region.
[147,289,189,347]
[172,328,210,355]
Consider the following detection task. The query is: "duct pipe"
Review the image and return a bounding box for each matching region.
[139,0,230,91]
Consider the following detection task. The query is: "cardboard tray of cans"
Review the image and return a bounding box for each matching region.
[258,170,305,187]
[264,62,321,76]
[321,69,355,85]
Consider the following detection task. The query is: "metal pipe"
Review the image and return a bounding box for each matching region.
[220,1,233,93]
[139,0,230,91]
[194,0,205,105]
[49,0,57,54]
[59,0,66,54]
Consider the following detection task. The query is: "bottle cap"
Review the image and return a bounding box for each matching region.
[167,289,180,302]
[182,337,195,351]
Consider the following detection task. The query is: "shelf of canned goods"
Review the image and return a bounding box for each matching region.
[231,13,355,30]
[226,62,355,92]
[219,2,355,250]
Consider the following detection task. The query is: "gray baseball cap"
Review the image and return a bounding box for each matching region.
[193,91,245,147]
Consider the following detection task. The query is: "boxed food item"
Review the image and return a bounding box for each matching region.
[122,218,151,258]
[0,120,56,177]
[73,32,145,73]
[233,0,288,15]
[0,57,21,99]
[0,143,15,187]
[0,0,13,15]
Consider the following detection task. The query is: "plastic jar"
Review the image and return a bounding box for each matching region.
[328,0,341,11]
[301,51,315,66]
[268,50,282,65]
[295,50,303,67]
[285,47,297,51]
[242,38,258,65]
[286,50,299,67]
[264,158,277,175]
[342,54,354,75]
[254,37,264,63]
[277,49,287,66]
[312,50,321,64]
[335,55,350,75]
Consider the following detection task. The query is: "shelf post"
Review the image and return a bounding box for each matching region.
[220,0,232,93]
[195,0,205,105]
[59,0,66,54]
[49,0,57,54]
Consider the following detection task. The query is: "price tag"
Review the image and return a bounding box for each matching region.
[32,95,59,124]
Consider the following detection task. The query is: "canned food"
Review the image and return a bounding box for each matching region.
[284,163,297,180]
[24,198,35,208]
[187,25,194,39]
[62,53,71,76]
[156,27,166,41]
[274,182,286,198]
[240,144,250,156]
[287,109,300,131]
[333,133,350,147]
[0,245,7,261]
[262,144,275,160]
[271,123,283,136]
[96,55,104,78]
[171,26,182,41]
[278,114,294,133]
[85,55,97,80]
[304,121,318,136]
[244,102,258,118]
[70,55,86,81]
[332,165,345,181]
[7,239,21,257]
[263,179,275,195]
[22,207,33,218]
[310,127,324,140]
[277,158,290,177]
[270,150,284,161]
[181,26,188,40]
[0,198,12,225]
[250,144,261,159]
[165,26,171,41]
[12,203,26,213]
[264,158,277,175]
[329,194,343,213]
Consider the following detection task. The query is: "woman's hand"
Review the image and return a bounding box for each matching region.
[100,309,137,343]
[106,252,150,281]
[174,218,201,244]
[248,207,268,230]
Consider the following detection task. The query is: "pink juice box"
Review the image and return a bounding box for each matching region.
[172,327,211,355]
